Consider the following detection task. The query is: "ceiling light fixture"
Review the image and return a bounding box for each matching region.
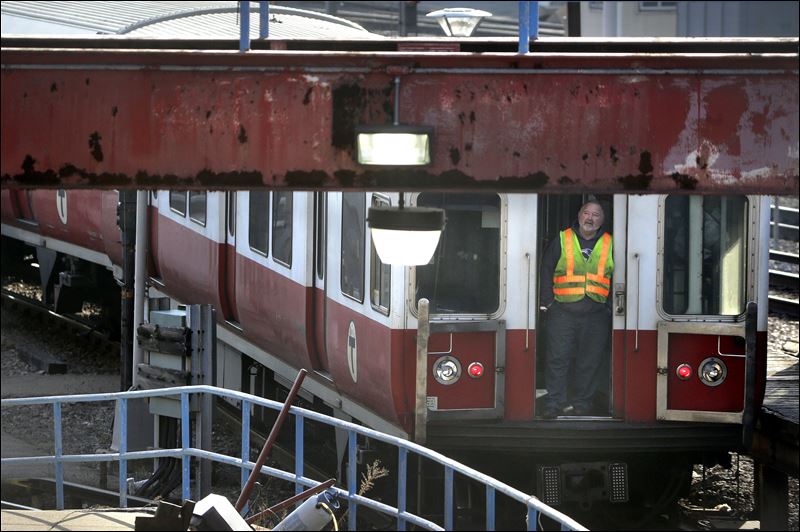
[356,77,431,166]
[425,7,492,38]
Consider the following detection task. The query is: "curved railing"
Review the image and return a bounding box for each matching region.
[1,385,587,531]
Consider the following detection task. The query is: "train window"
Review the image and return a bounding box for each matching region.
[315,192,326,281]
[662,195,749,315]
[189,191,207,226]
[272,191,293,267]
[248,190,270,256]
[341,192,366,302]
[169,191,187,216]
[416,193,501,314]
[227,192,236,238]
[370,194,391,315]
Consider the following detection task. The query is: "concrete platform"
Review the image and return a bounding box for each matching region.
[1,508,154,531]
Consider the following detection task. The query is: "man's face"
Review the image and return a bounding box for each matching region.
[578,203,604,236]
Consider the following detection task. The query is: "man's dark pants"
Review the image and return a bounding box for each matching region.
[544,301,611,415]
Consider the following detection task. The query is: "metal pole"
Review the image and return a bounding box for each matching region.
[235,369,308,512]
[259,1,269,39]
[239,2,250,52]
[518,1,530,54]
[415,298,430,445]
[132,190,148,387]
[530,1,539,40]
[119,190,136,390]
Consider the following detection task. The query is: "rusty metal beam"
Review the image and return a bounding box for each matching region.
[1,39,798,194]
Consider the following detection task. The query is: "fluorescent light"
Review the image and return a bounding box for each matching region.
[356,125,431,166]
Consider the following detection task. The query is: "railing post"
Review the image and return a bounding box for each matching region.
[53,401,64,510]
[241,399,251,515]
[518,1,530,54]
[258,1,269,39]
[239,1,250,52]
[527,505,538,531]
[348,430,357,530]
[181,392,191,502]
[444,466,454,531]
[486,485,496,531]
[397,447,408,531]
[295,413,305,496]
[118,398,128,508]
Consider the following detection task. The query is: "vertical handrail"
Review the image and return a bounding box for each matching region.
[295,414,304,496]
[181,392,191,501]
[486,485,496,531]
[444,466,454,530]
[53,402,64,510]
[525,252,531,350]
[240,399,251,514]
[348,430,357,530]
[398,447,408,531]
[634,253,640,351]
[118,398,128,508]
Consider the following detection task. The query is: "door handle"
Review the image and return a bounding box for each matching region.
[614,283,625,315]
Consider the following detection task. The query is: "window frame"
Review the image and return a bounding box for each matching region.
[369,193,392,316]
[169,191,187,217]
[271,191,293,269]
[656,194,757,322]
[410,192,508,320]
[188,191,207,227]
[340,192,366,304]
[248,190,270,257]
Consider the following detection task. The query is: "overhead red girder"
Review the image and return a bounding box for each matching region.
[1,39,798,194]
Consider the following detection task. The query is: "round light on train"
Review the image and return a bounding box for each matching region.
[698,357,727,387]
[676,363,692,380]
[467,362,484,378]
[368,205,445,266]
[433,356,461,385]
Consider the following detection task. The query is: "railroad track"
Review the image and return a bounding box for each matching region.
[769,249,799,318]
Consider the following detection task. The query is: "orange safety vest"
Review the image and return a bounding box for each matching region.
[553,228,614,303]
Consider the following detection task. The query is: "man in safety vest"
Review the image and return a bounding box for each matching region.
[540,200,613,419]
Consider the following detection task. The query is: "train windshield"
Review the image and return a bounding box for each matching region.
[662,195,749,315]
[415,193,501,315]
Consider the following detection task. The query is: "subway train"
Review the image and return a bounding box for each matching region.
[0,188,771,517]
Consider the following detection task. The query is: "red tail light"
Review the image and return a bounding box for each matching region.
[676,364,692,380]
[468,362,484,378]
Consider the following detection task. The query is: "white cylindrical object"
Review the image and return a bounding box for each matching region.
[272,491,339,531]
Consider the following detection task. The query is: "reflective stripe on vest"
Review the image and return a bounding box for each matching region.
[552,229,613,303]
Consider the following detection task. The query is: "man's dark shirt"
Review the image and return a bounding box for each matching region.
[540,222,612,313]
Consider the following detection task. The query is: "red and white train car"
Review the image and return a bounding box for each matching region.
[1,188,771,511]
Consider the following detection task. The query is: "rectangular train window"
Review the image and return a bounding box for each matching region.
[662,195,748,315]
[370,194,391,315]
[272,191,292,267]
[416,193,501,314]
[248,190,270,256]
[341,192,365,302]
[169,191,187,216]
[189,191,207,226]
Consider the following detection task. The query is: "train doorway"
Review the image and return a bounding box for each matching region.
[535,194,615,418]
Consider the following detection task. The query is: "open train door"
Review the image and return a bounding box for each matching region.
[652,196,758,424]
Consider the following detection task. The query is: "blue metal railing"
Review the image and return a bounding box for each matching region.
[1,385,587,531]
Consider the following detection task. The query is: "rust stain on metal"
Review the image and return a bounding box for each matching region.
[449,148,461,166]
[238,125,248,144]
[638,151,654,175]
[284,170,329,188]
[610,146,619,165]
[303,87,313,105]
[88,132,103,162]
[50,83,57,92]
[670,172,698,190]
[617,173,653,190]
[111,106,118,117]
